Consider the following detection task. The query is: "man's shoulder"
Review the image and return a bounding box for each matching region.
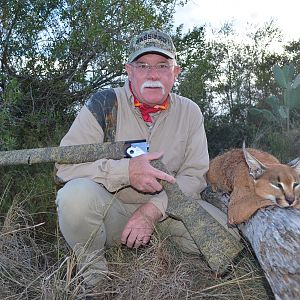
[171,93,201,111]
[86,88,117,107]
[85,88,118,138]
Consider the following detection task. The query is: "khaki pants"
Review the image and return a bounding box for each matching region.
[56,178,239,286]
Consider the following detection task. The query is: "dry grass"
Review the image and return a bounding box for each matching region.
[0,194,273,300]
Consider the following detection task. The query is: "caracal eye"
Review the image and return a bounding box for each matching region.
[293,182,299,189]
[271,182,283,190]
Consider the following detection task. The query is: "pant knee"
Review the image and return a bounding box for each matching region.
[56,179,98,224]
[56,178,108,247]
[55,178,131,250]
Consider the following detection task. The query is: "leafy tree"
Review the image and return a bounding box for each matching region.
[207,21,284,121]
[0,0,182,150]
[175,21,300,156]
[174,26,212,114]
[249,64,300,132]
[284,39,300,73]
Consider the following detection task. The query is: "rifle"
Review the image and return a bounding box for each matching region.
[0,141,243,274]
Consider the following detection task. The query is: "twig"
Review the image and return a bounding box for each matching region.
[0,222,45,237]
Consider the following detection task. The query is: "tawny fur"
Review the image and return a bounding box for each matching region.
[207,148,300,224]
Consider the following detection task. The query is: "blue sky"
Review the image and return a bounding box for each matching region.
[174,0,299,41]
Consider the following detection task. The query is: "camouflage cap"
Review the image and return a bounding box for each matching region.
[128,29,176,63]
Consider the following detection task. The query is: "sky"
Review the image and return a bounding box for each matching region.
[174,0,299,42]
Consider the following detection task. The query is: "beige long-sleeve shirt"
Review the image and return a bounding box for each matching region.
[56,80,209,218]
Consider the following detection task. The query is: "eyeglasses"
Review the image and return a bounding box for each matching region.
[130,63,174,74]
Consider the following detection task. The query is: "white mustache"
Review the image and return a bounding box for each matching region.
[140,81,165,94]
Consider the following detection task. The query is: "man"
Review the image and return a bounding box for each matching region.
[55,29,209,289]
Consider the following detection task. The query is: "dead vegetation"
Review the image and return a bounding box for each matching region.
[0,192,273,300]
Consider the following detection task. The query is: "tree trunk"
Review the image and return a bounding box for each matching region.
[202,187,300,300]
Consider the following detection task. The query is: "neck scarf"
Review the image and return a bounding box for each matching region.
[129,83,168,123]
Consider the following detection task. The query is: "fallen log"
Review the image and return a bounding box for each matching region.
[202,187,300,300]
[0,143,243,273]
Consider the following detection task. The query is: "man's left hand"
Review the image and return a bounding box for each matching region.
[121,202,162,248]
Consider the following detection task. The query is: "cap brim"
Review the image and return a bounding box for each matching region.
[128,46,175,63]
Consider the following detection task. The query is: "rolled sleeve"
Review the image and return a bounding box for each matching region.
[149,190,168,221]
[56,158,130,192]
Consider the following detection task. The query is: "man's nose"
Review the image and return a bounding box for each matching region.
[147,67,160,79]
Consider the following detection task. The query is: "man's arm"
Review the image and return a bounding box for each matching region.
[56,106,131,191]
[56,105,175,193]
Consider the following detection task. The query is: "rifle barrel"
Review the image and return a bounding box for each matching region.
[0,142,125,166]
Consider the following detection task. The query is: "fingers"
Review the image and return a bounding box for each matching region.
[125,233,136,248]
[142,173,175,192]
[121,227,132,246]
[134,235,151,248]
[153,169,176,184]
[142,235,151,245]
[121,229,151,248]
[121,205,156,249]
[145,152,176,184]
[129,151,176,193]
[121,224,146,248]
[145,178,163,193]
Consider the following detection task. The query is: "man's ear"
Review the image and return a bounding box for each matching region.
[174,65,181,77]
[125,64,133,79]
[242,141,267,179]
[172,66,181,82]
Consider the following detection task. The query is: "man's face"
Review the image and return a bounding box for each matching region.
[125,53,181,106]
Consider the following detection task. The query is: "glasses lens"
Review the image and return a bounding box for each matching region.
[132,63,172,73]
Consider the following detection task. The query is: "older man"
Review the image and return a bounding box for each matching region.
[55,29,209,289]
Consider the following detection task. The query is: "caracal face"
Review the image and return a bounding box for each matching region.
[207,144,300,224]
[254,164,300,208]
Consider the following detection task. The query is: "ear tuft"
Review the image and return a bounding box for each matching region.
[242,143,267,179]
[288,157,300,175]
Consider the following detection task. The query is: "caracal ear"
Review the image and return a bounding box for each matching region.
[288,157,300,175]
[242,141,267,179]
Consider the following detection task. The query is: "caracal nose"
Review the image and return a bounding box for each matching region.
[285,195,295,205]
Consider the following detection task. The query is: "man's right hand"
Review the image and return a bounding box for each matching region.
[129,152,175,193]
